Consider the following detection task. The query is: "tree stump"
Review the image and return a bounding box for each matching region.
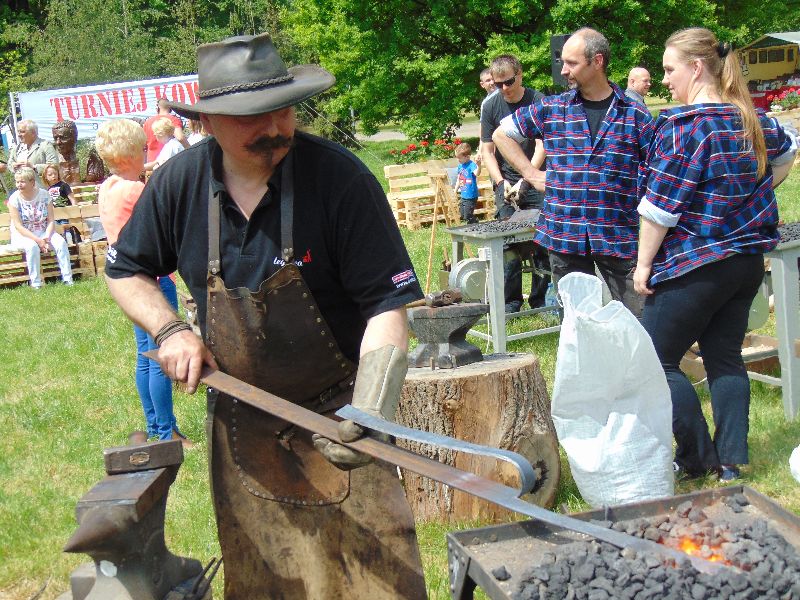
[397,352,559,524]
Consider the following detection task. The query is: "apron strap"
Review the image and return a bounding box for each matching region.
[207,181,222,277]
[280,151,294,263]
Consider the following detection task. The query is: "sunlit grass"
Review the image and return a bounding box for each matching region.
[1,154,798,599]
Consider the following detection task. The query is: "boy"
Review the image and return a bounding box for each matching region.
[454,142,480,224]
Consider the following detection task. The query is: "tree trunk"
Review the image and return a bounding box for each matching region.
[397,353,560,524]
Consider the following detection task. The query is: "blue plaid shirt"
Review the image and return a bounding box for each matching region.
[639,105,792,285]
[502,82,654,259]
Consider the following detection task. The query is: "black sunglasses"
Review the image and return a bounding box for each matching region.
[497,75,517,88]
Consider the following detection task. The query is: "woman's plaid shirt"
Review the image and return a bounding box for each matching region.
[640,104,792,285]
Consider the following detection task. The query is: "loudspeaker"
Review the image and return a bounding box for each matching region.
[550,34,571,88]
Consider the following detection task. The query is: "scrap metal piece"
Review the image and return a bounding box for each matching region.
[103,439,183,474]
[336,404,537,496]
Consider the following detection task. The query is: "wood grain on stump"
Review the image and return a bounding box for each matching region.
[397,352,559,523]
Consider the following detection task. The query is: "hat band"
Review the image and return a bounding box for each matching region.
[198,74,295,99]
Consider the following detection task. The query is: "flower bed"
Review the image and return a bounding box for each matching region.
[768,86,800,112]
[389,137,463,164]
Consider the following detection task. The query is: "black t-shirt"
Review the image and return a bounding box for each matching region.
[481,87,544,184]
[48,181,72,207]
[105,132,423,361]
[581,93,614,143]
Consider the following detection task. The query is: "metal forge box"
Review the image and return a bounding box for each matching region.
[446,486,800,599]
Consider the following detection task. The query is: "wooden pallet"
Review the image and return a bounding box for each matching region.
[0,241,95,287]
[384,159,496,230]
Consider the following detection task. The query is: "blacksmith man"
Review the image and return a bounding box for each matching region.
[104,33,427,598]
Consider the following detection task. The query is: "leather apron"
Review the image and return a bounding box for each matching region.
[205,152,427,599]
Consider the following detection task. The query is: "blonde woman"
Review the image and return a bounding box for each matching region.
[144,116,184,171]
[7,166,73,288]
[634,28,797,482]
[95,118,191,447]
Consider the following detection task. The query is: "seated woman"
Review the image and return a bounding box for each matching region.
[7,166,73,288]
[95,118,192,448]
[144,116,185,172]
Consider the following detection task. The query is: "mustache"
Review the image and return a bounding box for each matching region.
[245,135,293,154]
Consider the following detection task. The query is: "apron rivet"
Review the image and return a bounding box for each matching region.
[341,363,346,368]
[316,317,322,323]
[302,292,308,298]
[328,342,334,348]
[320,331,326,336]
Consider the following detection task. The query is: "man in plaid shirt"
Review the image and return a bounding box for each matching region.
[492,27,654,316]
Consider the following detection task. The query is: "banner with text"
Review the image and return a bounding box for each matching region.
[16,74,199,141]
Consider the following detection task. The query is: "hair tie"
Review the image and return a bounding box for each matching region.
[717,42,731,58]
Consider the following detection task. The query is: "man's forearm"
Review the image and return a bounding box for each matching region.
[492,129,538,182]
[481,141,503,185]
[360,307,408,356]
[105,273,181,337]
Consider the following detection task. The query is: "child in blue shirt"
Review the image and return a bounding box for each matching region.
[454,142,480,224]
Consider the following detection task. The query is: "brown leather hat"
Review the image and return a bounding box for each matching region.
[167,33,335,120]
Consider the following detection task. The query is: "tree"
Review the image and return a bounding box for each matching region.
[283,0,733,140]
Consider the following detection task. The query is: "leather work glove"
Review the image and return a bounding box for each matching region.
[312,345,407,471]
[504,179,531,206]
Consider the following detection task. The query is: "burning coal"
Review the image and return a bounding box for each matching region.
[514,494,800,599]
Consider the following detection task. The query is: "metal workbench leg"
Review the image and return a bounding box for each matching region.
[770,249,800,420]
[488,238,507,353]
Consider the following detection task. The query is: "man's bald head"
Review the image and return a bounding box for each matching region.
[628,67,651,97]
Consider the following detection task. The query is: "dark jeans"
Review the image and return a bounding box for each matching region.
[641,253,764,475]
[548,249,643,318]
[496,186,548,310]
[459,198,478,224]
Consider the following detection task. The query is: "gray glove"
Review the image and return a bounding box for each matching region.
[313,345,407,470]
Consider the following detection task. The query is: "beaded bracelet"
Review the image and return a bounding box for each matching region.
[154,319,193,347]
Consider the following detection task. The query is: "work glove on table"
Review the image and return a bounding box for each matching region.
[312,344,407,471]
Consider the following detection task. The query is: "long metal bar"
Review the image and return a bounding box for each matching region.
[336,404,537,496]
[154,356,727,575]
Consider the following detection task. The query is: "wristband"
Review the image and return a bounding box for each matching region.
[154,319,193,347]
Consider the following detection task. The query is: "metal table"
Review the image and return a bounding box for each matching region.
[446,220,559,353]
[767,237,800,419]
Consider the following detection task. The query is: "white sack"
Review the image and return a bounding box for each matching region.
[551,273,674,507]
[791,445,800,484]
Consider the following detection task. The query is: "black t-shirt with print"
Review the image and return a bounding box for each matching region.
[105,133,422,361]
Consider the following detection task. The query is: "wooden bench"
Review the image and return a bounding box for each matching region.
[72,183,99,205]
[385,159,496,229]
[0,208,101,287]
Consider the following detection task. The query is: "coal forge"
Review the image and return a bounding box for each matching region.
[515,495,800,599]
[446,487,800,600]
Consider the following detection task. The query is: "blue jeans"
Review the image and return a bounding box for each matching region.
[641,253,764,475]
[134,276,180,440]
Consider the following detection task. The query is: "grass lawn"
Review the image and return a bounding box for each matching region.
[1,151,799,599]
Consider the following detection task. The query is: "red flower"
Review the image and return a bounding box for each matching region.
[408,143,417,150]
[434,139,445,145]
[444,144,453,151]
[421,140,429,147]
[400,149,409,155]
[454,138,462,145]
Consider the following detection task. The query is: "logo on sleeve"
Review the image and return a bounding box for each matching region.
[391,269,417,288]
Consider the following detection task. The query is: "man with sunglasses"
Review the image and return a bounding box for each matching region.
[480,54,549,313]
[493,28,654,317]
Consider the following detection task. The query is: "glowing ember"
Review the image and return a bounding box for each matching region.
[677,537,728,563]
